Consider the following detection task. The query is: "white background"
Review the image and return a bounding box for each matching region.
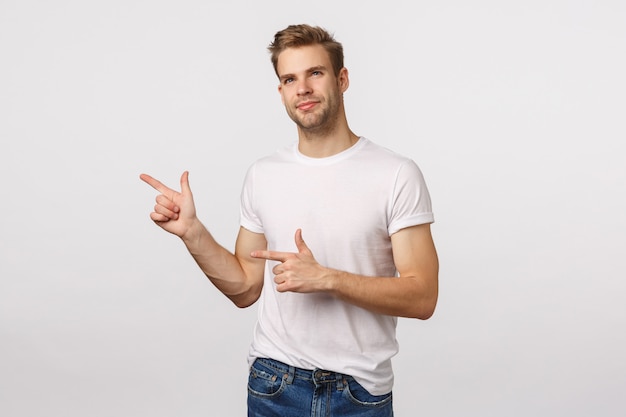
[1,1,625,416]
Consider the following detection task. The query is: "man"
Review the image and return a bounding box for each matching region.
[141,24,438,417]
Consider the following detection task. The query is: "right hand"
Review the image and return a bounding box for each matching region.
[140,171,197,238]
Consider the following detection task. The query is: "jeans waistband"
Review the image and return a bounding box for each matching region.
[255,357,349,389]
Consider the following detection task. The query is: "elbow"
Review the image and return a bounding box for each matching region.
[233,300,253,309]
[410,305,436,320]
[409,292,438,320]
[232,296,257,309]
[417,271,438,319]
[229,285,262,309]
[415,305,436,320]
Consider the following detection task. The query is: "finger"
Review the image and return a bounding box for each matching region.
[274,276,286,291]
[154,195,179,220]
[294,228,312,255]
[156,194,180,213]
[251,250,290,262]
[140,173,174,196]
[180,171,192,195]
[272,264,284,275]
[149,211,172,223]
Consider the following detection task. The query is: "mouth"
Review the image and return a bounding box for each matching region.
[297,101,318,111]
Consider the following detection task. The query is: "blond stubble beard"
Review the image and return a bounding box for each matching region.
[287,90,343,137]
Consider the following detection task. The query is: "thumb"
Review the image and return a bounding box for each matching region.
[180,171,192,195]
[295,229,312,255]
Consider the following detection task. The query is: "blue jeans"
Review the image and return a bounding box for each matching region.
[247,358,393,417]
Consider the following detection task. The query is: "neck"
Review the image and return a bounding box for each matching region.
[297,117,359,158]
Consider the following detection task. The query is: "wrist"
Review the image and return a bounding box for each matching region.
[324,268,345,293]
[180,217,206,245]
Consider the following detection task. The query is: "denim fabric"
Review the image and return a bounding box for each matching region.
[247,358,393,417]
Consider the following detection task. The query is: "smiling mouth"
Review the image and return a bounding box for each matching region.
[297,101,318,111]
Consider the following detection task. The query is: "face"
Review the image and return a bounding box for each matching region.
[276,44,348,134]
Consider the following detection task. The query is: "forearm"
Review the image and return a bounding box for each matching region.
[252,225,438,317]
[327,270,438,319]
[181,219,261,307]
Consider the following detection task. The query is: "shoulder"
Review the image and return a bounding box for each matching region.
[359,138,411,161]
[358,138,422,172]
[243,142,295,173]
[242,142,298,185]
[249,142,297,169]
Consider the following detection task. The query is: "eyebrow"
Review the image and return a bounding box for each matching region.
[279,65,328,82]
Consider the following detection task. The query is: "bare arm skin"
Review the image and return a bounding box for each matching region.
[251,224,438,319]
[140,171,266,308]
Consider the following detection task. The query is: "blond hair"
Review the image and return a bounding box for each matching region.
[268,24,344,77]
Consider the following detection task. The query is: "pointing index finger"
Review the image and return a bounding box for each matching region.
[140,173,173,196]
[251,250,290,262]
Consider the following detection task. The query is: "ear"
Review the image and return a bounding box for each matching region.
[278,84,285,105]
[338,67,350,93]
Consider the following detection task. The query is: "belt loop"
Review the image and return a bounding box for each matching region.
[284,365,295,384]
[336,374,346,391]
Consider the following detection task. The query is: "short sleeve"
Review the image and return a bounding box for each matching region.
[387,159,434,235]
[239,163,264,234]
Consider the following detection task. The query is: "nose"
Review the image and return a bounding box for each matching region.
[296,79,312,96]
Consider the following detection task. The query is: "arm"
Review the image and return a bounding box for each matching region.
[140,171,266,308]
[182,224,267,308]
[334,224,438,319]
[251,224,438,319]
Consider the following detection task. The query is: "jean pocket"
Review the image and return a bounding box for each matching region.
[344,377,392,407]
[247,360,286,399]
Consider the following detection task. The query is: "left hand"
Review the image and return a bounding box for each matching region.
[250,229,332,293]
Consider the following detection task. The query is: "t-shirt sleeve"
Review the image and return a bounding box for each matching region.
[387,159,434,235]
[239,163,264,234]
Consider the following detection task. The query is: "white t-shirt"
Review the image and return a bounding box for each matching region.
[240,137,434,395]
